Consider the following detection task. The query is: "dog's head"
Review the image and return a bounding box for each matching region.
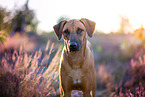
[53,18,95,52]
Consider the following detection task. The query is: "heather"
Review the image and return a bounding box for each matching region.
[0,29,145,97]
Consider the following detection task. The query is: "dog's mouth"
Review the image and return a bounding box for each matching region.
[69,48,79,52]
[69,46,79,52]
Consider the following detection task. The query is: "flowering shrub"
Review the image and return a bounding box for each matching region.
[111,55,145,97]
[0,41,61,97]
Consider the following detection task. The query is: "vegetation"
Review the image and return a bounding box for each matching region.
[0,38,61,96]
[0,7,12,32]
[57,16,70,23]
[0,1,145,96]
[0,31,7,43]
[0,29,145,96]
[0,0,38,34]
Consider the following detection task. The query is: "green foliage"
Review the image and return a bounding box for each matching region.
[96,45,102,53]
[0,0,39,34]
[0,32,7,43]
[57,16,70,23]
[0,7,12,32]
[12,1,39,32]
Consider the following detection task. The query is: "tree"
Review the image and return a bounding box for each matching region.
[11,0,39,35]
[0,7,13,33]
[0,0,39,35]
[118,15,132,33]
[57,16,70,23]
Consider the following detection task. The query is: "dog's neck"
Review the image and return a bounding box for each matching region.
[64,38,87,69]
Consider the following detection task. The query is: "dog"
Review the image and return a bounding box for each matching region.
[53,18,96,97]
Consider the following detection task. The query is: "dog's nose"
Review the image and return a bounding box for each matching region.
[70,42,77,48]
[69,42,78,51]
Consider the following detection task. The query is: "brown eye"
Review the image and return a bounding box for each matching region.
[77,28,83,34]
[63,29,70,35]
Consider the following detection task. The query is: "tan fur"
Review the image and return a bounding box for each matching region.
[53,18,96,97]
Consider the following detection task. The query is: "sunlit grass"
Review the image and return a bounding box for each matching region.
[0,38,61,96]
[1,31,145,97]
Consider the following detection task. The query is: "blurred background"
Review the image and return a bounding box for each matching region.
[0,0,145,96]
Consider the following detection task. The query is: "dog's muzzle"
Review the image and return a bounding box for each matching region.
[69,42,79,52]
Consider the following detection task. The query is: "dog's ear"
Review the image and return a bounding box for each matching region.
[53,20,67,40]
[80,18,95,37]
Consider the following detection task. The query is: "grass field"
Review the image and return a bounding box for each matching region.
[0,32,145,97]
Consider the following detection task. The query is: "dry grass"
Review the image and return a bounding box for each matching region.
[1,33,145,97]
[0,38,61,97]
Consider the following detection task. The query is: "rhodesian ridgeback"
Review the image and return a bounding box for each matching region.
[53,18,96,97]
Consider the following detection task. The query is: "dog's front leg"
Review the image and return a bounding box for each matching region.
[63,91,71,97]
[60,64,73,97]
[60,89,71,97]
[60,76,72,97]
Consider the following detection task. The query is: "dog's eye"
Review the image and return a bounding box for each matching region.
[63,29,70,35]
[77,28,83,34]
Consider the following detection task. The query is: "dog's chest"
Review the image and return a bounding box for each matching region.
[68,54,84,69]
[69,69,83,84]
